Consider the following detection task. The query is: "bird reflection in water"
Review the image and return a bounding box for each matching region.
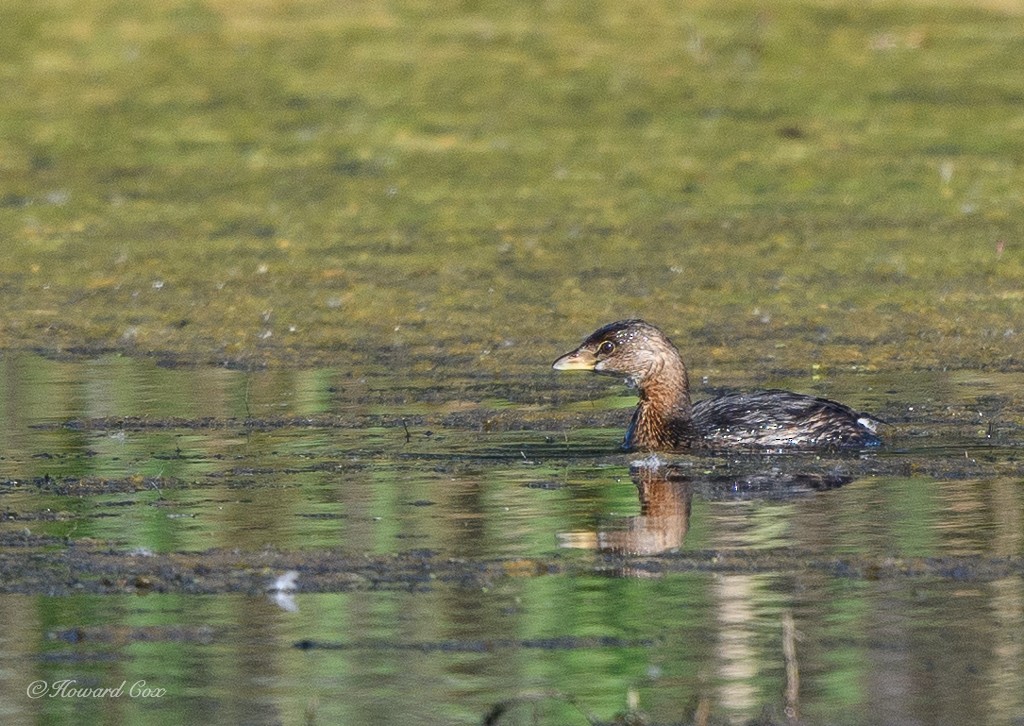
[557,458,854,556]
[558,462,693,555]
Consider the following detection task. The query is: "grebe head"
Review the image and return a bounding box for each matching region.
[552,319,682,386]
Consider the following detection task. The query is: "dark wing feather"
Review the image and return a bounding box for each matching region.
[692,390,880,449]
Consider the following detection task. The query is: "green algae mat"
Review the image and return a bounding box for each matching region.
[2,0,1023,375]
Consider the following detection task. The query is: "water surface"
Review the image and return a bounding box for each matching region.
[2,354,1023,725]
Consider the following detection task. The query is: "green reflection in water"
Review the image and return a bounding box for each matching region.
[0,347,1022,725]
[3,566,1020,726]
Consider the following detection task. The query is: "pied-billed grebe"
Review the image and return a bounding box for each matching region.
[553,319,882,451]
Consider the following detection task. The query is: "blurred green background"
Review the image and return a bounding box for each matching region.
[2,0,1022,374]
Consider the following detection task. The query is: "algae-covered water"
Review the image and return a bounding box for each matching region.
[2,1,1024,724]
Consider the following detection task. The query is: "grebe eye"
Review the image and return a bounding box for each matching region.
[597,340,615,356]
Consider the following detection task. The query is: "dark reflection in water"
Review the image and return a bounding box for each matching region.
[559,463,695,555]
[558,460,854,555]
[0,353,1023,725]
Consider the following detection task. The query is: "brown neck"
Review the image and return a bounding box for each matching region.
[628,355,696,450]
